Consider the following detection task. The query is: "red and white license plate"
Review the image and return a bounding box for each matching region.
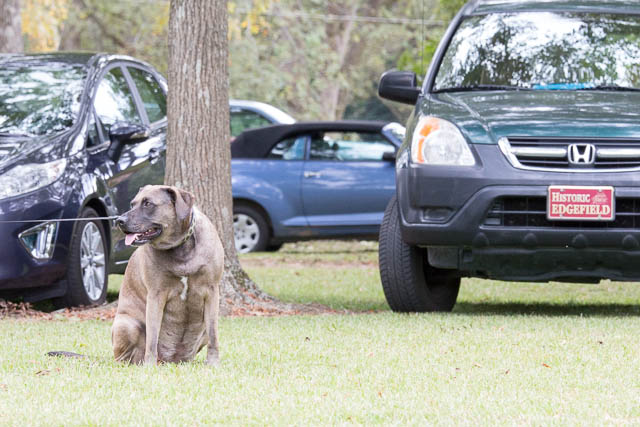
[547,185,615,221]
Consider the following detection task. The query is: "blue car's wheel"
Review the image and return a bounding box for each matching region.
[233,204,269,253]
[378,195,460,312]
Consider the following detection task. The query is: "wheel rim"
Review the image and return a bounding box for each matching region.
[80,222,106,302]
[233,213,260,253]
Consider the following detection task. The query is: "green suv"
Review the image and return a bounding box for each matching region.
[378,0,640,312]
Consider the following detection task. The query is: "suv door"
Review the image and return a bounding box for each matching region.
[301,130,396,234]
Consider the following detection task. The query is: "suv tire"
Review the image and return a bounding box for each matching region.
[379,196,460,312]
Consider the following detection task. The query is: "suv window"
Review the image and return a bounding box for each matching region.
[267,136,306,160]
[309,131,395,161]
[231,110,272,138]
[94,67,142,132]
[128,67,166,123]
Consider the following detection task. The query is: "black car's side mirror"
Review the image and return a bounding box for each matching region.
[109,122,150,144]
[382,151,397,162]
[108,122,150,160]
[378,70,421,105]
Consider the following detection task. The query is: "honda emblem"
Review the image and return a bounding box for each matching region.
[567,144,596,165]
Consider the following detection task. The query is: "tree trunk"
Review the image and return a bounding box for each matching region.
[165,0,290,316]
[0,0,23,53]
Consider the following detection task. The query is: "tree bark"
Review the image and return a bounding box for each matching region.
[0,0,24,53]
[165,0,288,316]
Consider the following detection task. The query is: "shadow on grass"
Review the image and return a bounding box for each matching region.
[453,301,640,317]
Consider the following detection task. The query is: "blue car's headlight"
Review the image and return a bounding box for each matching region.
[0,159,67,200]
[411,116,475,166]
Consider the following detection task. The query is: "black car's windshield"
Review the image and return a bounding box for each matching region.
[0,64,87,136]
[434,12,640,92]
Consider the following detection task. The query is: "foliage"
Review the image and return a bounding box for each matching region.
[57,0,169,74]
[396,0,465,78]
[228,0,428,121]
[21,0,69,52]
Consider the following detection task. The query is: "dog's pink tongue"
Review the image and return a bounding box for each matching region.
[125,233,140,246]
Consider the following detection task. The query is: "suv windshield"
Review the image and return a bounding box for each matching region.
[0,64,87,136]
[434,12,640,92]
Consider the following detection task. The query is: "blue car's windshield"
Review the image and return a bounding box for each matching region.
[434,12,640,92]
[0,64,87,136]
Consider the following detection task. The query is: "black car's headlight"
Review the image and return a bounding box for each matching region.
[0,159,67,200]
[411,117,475,166]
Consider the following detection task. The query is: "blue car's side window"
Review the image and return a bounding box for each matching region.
[309,131,395,161]
[267,136,306,160]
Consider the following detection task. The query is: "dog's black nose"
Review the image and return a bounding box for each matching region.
[115,216,126,229]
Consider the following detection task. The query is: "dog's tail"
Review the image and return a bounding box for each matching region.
[46,351,87,359]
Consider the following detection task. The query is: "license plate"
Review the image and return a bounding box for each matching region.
[547,185,614,221]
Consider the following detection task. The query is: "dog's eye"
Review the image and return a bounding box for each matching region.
[143,200,153,208]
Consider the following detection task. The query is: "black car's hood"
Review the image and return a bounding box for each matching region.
[431,91,640,143]
[0,132,70,171]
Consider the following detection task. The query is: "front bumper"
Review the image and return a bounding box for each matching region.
[398,144,640,281]
[0,189,73,293]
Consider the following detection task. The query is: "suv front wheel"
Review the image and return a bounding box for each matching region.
[378,196,460,312]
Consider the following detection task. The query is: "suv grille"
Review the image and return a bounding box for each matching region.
[499,137,640,172]
[485,197,640,229]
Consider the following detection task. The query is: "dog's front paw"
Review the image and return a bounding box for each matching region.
[206,352,220,367]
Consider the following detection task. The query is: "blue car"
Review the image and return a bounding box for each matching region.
[230,121,405,252]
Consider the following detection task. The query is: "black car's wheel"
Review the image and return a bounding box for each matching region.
[233,204,270,253]
[56,207,109,307]
[378,196,460,312]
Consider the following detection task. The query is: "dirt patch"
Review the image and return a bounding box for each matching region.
[1,298,340,321]
[0,299,117,321]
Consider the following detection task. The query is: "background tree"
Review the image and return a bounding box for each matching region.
[165,0,300,315]
[0,0,24,53]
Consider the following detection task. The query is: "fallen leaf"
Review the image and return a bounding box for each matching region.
[0,384,7,391]
[35,370,50,376]
[542,363,551,368]
[504,370,510,375]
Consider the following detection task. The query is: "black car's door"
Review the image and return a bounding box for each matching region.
[92,64,167,262]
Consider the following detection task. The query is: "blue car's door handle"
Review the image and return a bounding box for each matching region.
[304,171,321,178]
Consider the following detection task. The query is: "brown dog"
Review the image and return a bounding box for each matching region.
[112,185,224,365]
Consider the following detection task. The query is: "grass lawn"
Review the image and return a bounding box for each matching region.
[2,241,640,425]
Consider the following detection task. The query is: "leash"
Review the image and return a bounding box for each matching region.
[0,216,119,224]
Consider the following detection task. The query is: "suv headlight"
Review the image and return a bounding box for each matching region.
[0,159,67,199]
[411,117,475,166]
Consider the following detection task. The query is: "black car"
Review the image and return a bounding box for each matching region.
[0,52,167,306]
[377,0,640,312]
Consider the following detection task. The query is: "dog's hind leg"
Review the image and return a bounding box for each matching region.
[112,315,145,364]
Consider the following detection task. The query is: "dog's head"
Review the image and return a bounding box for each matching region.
[116,185,195,249]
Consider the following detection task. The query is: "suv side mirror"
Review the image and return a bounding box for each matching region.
[109,122,150,144]
[378,70,421,105]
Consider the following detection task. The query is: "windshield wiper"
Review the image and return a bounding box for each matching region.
[434,84,530,93]
[577,85,640,92]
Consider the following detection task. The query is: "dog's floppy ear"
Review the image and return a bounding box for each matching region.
[165,187,195,227]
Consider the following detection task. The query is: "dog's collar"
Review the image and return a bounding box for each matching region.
[170,209,196,249]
